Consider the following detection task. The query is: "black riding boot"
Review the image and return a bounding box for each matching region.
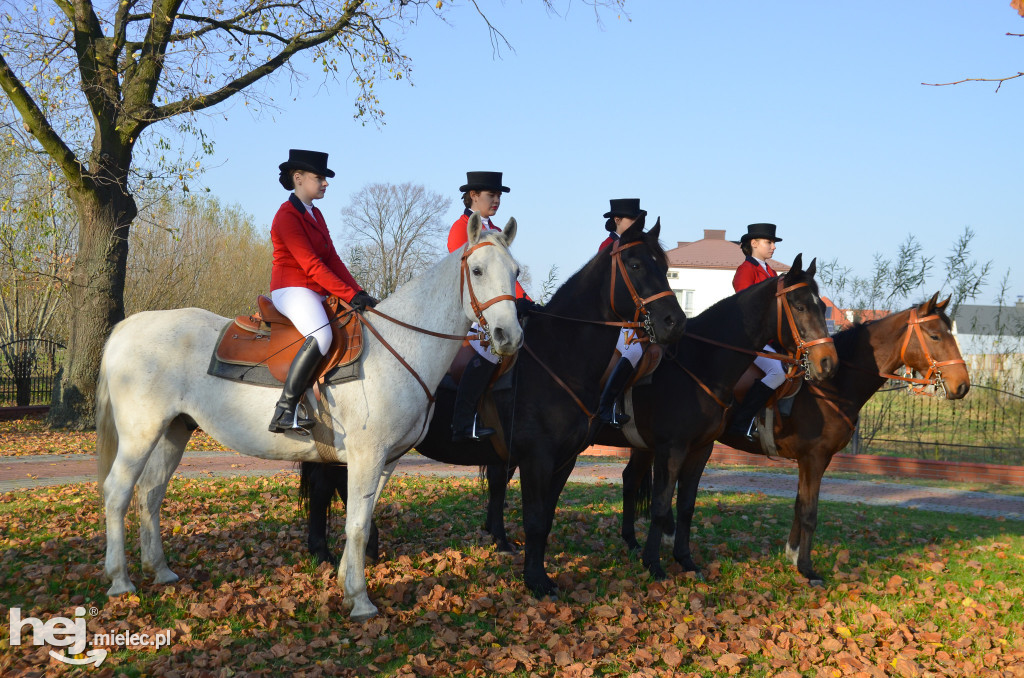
[597,357,636,428]
[452,355,498,442]
[268,337,322,435]
[726,380,776,442]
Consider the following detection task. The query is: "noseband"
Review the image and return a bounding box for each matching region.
[609,239,676,342]
[775,277,835,378]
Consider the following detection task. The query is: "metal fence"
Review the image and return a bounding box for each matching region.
[851,383,1024,466]
[0,338,65,407]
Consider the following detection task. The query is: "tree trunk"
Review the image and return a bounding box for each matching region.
[48,184,134,429]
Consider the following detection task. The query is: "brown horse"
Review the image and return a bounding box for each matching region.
[621,293,970,584]
[597,254,839,581]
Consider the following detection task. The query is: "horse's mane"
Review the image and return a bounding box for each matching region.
[544,229,668,313]
[829,298,953,355]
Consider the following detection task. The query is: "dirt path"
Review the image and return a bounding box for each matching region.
[3,450,1024,521]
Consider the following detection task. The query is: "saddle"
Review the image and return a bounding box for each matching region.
[599,343,664,392]
[732,364,804,459]
[208,295,364,388]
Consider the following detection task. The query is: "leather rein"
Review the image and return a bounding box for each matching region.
[669,277,836,413]
[808,308,968,431]
[338,240,515,405]
[523,239,678,422]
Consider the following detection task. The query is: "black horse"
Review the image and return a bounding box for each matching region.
[300,216,688,596]
[598,255,838,580]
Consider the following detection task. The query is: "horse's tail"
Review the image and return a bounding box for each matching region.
[635,462,653,519]
[96,348,118,494]
[299,461,340,522]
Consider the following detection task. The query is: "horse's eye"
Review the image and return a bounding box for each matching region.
[794,304,805,312]
[472,266,483,276]
[929,334,939,341]
[629,262,641,271]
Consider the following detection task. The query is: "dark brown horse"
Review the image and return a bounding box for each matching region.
[620,293,969,584]
[596,254,838,581]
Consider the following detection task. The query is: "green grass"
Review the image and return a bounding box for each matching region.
[2,473,1023,676]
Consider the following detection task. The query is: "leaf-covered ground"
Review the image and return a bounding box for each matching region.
[0,418,229,457]
[1,473,1023,677]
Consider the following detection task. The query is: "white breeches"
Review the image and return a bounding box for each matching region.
[616,328,644,367]
[468,322,500,365]
[754,344,787,389]
[271,286,332,356]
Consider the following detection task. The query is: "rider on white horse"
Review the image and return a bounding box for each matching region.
[268,149,378,435]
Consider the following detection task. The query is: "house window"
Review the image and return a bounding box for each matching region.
[666,271,679,279]
[675,289,694,316]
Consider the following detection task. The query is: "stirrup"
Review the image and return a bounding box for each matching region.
[452,414,495,442]
[602,402,630,429]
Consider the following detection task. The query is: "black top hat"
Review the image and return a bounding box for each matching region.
[603,198,647,220]
[741,223,782,243]
[459,171,510,193]
[279,149,336,178]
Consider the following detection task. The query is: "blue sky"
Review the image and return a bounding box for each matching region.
[198,1,1023,305]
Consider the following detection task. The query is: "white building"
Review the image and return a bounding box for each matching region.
[664,229,789,317]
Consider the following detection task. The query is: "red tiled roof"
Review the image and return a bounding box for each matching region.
[665,229,790,271]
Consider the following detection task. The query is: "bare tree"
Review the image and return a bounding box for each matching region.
[339,183,450,300]
[0,145,74,405]
[0,0,628,427]
[126,194,271,317]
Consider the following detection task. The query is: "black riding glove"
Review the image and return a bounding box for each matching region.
[516,297,539,317]
[349,291,378,312]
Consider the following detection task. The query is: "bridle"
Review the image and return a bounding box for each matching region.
[522,237,680,424]
[878,308,966,398]
[808,307,968,433]
[682,276,835,379]
[608,239,677,343]
[460,240,518,341]
[774,277,835,379]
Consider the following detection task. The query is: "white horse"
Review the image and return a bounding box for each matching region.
[96,214,522,621]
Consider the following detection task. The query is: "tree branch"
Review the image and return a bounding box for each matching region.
[922,72,1024,93]
[150,5,360,121]
[0,53,86,189]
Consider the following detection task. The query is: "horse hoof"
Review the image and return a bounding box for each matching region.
[107,581,137,596]
[349,604,379,622]
[153,569,179,585]
[807,577,825,588]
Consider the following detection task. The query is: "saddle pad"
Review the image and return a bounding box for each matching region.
[208,323,360,388]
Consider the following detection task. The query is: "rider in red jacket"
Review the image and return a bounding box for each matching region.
[726,222,785,442]
[267,149,377,435]
[596,198,648,428]
[446,171,533,442]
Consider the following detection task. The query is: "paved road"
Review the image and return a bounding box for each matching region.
[2,450,1023,521]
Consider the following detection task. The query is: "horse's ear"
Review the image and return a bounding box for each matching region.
[621,213,646,240]
[806,257,817,279]
[648,217,661,241]
[787,253,804,278]
[923,291,940,314]
[936,294,951,312]
[499,217,517,248]
[467,211,483,246]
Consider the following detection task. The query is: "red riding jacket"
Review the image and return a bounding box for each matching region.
[447,210,528,300]
[270,194,362,302]
[733,256,778,293]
